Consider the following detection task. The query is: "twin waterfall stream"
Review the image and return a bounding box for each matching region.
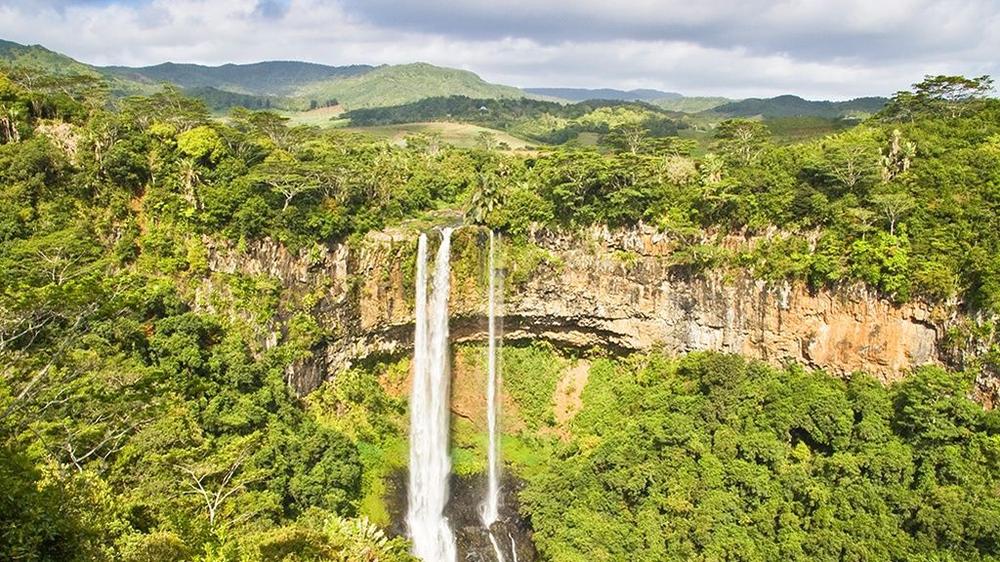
[407,229,513,562]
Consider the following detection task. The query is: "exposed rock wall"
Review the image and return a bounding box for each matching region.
[204,225,968,395]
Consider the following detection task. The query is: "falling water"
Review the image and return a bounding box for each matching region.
[482,231,508,562]
[482,231,502,526]
[407,229,457,562]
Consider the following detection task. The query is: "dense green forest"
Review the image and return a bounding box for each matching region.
[706,95,888,119]
[342,95,687,143]
[517,350,1000,561]
[1,66,999,561]
[101,61,374,98]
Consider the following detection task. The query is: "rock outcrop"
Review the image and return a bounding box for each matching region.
[204,225,973,395]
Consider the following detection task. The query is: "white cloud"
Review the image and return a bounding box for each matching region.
[0,0,996,99]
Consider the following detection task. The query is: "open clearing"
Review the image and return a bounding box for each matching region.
[282,105,346,127]
[345,121,538,150]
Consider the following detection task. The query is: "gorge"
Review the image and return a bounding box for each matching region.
[201,224,986,397]
[200,223,997,561]
[4,39,1000,561]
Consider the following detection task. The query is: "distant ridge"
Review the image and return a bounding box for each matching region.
[101,60,374,97]
[297,63,526,110]
[0,38,888,117]
[0,38,100,77]
[707,94,888,118]
[654,96,733,113]
[525,87,682,103]
[0,39,528,111]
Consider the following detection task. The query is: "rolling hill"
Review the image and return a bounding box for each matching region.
[525,87,682,102]
[100,60,373,97]
[707,94,888,118]
[654,96,733,113]
[0,38,887,120]
[295,63,526,110]
[0,40,530,112]
[0,39,100,77]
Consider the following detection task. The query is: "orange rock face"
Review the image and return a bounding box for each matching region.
[204,225,966,395]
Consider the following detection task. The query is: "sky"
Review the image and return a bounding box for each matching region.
[0,0,997,99]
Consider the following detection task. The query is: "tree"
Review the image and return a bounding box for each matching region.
[914,74,994,117]
[880,129,915,182]
[601,124,648,154]
[881,75,994,120]
[175,436,263,528]
[229,108,296,149]
[0,74,28,144]
[715,119,771,166]
[117,85,210,132]
[871,190,915,235]
[817,130,881,192]
[252,155,331,210]
[476,130,498,151]
[176,125,224,164]
[699,153,725,185]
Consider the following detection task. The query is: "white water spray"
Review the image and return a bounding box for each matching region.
[509,533,520,562]
[482,231,509,562]
[482,231,502,527]
[407,229,457,562]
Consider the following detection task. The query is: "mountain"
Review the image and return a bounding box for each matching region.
[0,39,100,77]
[707,94,888,118]
[296,63,526,110]
[654,96,733,113]
[100,60,373,97]
[0,39,528,111]
[183,86,281,112]
[0,39,884,117]
[524,87,682,102]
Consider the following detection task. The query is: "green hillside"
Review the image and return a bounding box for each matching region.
[101,60,373,96]
[523,87,681,102]
[0,40,530,112]
[341,95,687,144]
[655,95,732,113]
[708,94,888,118]
[0,39,99,77]
[296,62,526,110]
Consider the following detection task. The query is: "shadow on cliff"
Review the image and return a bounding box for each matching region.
[386,469,537,561]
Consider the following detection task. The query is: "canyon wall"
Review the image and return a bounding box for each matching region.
[203,225,972,396]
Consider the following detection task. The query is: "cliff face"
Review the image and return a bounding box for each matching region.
[204,226,967,395]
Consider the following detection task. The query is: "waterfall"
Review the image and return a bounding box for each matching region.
[482,231,508,562]
[407,229,457,562]
[482,231,502,526]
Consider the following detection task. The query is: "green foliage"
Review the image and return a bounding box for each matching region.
[522,352,1000,562]
[3,63,1000,562]
[6,65,995,310]
[297,63,525,111]
[881,75,994,121]
[849,232,911,299]
[654,96,732,113]
[177,125,225,163]
[710,94,888,119]
[343,95,686,145]
[502,343,567,431]
[307,359,408,525]
[234,511,415,562]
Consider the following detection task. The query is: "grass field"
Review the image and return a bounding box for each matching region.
[345,121,538,150]
[281,105,347,127]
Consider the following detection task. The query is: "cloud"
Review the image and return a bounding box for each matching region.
[0,0,995,99]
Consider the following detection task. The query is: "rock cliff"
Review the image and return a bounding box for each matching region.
[203,225,977,396]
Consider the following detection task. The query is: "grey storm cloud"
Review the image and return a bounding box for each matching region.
[340,0,1000,62]
[0,0,996,99]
